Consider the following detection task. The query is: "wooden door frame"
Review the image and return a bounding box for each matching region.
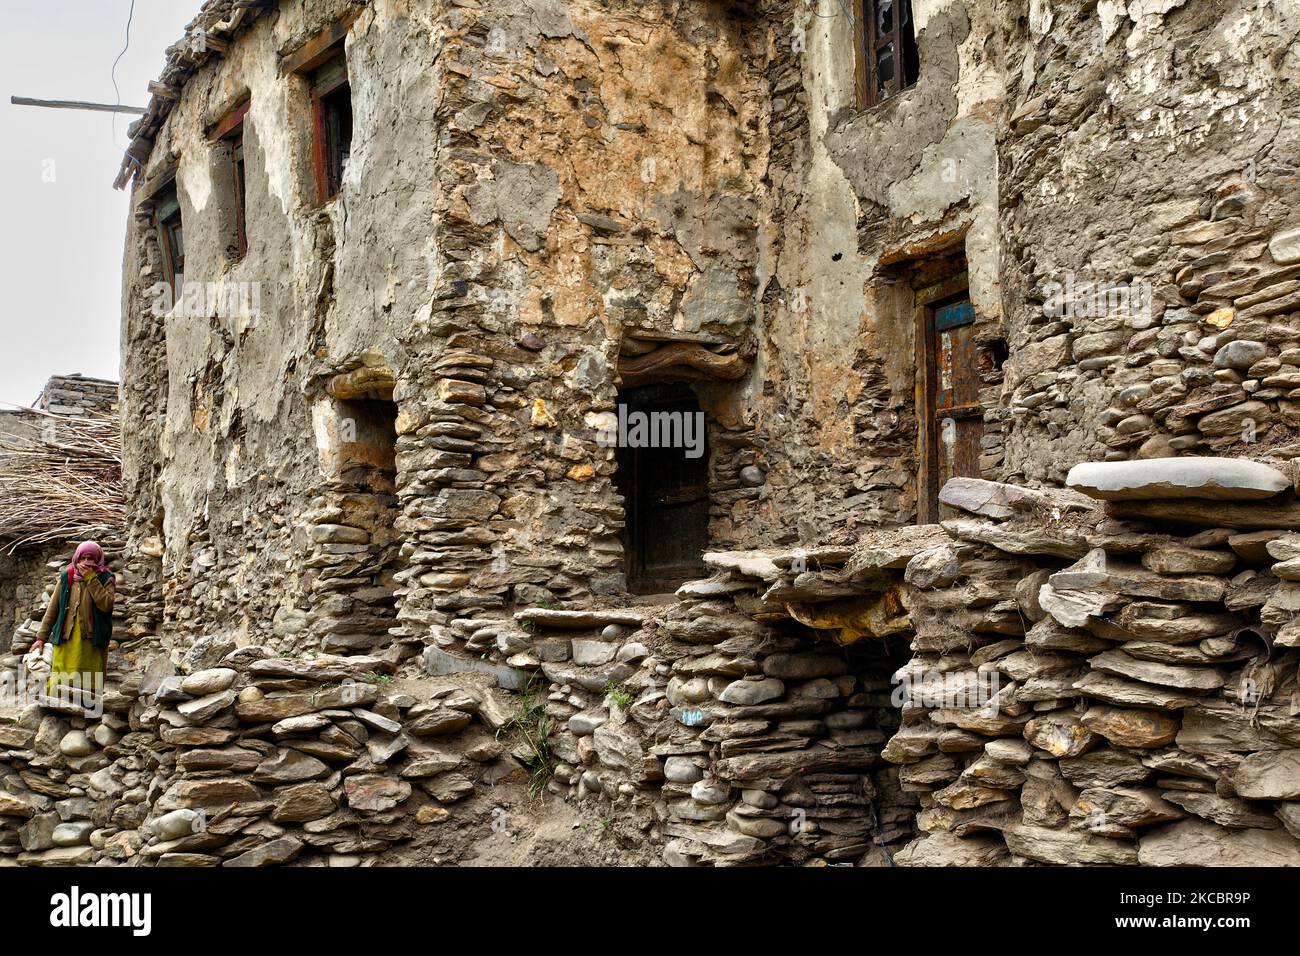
[913,271,970,525]
[614,382,711,594]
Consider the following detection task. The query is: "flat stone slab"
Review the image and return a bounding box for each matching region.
[675,578,753,599]
[422,646,527,690]
[248,655,394,682]
[844,525,954,578]
[512,608,646,629]
[701,551,782,581]
[1139,819,1300,866]
[939,476,1093,519]
[1067,458,1289,502]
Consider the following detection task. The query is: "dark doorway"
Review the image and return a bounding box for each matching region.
[915,276,983,522]
[614,383,710,594]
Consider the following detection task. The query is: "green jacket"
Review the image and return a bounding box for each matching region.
[37,569,115,649]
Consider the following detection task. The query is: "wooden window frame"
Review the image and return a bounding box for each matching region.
[855,0,920,109]
[212,100,251,260]
[278,11,359,77]
[281,15,359,207]
[310,57,352,205]
[150,179,184,303]
[210,99,250,141]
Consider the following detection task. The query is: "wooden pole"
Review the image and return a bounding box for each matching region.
[10,96,146,115]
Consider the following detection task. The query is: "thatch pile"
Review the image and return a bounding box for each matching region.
[0,407,124,553]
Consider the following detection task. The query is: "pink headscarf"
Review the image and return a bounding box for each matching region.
[69,541,109,582]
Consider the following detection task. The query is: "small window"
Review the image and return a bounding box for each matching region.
[154,184,184,299]
[232,137,247,255]
[311,54,352,203]
[213,101,250,259]
[857,0,919,108]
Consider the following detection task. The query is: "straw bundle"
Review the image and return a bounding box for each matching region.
[0,408,124,553]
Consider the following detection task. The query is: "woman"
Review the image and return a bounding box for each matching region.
[30,541,116,705]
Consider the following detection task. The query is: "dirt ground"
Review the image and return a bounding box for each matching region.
[371,670,665,867]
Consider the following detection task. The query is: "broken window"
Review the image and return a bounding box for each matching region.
[153,183,184,299]
[212,100,250,259]
[613,383,711,594]
[915,274,983,523]
[311,54,353,204]
[857,0,920,108]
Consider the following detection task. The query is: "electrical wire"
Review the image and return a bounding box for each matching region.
[110,0,137,145]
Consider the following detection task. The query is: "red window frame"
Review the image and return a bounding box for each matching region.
[213,100,251,259]
[280,15,358,207]
[310,58,351,205]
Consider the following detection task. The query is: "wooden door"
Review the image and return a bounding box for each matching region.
[916,283,983,522]
[615,384,710,594]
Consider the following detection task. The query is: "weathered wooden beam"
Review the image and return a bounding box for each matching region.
[147,81,179,100]
[112,158,135,192]
[618,342,750,388]
[279,10,363,75]
[193,32,231,54]
[11,96,146,115]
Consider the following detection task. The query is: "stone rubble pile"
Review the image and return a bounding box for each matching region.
[891,462,1300,866]
[519,536,931,866]
[0,636,520,866]
[7,457,1300,866]
[34,376,119,419]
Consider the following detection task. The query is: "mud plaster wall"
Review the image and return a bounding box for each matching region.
[122,0,441,651]
[395,0,769,636]
[120,0,774,652]
[120,0,1300,651]
[734,0,1004,548]
[119,0,1017,649]
[753,0,1300,528]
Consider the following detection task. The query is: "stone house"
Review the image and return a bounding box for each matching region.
[2,0,1293,866]
[115,0,1300,658]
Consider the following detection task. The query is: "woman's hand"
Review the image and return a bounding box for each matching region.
[77,559,97,579]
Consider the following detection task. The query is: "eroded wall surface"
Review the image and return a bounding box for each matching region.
[998,0,1300,484]
[120,0,784,654]
[113,1,1300,637]
[16,0,1300,870]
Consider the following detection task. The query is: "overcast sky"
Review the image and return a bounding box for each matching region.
[0,1,196,408]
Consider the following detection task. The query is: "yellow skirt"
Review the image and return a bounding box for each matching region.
[46,615,107,696]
